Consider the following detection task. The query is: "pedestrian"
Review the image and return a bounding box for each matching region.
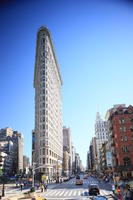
[20,183,23,191]
[44,182,47,191]
[112,184,115,194]
[41,183,44,192]
[125,188,132,200]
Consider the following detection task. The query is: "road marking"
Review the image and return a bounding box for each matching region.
[63,191,69,196]
[59,190,66,196]
[54,190,62,196]
[73,190,77,196]
[68,190,73,196]
[47,190,58,196]
[78,190,81,196]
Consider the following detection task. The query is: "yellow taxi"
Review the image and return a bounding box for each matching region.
[76,179,83,185]
[76,175,83,185]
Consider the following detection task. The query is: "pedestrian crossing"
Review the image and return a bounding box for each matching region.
[44,188,113,199]
[62,180,98,184]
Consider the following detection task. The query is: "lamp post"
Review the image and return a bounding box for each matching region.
[2,162,5,197]
[2,177,5,197]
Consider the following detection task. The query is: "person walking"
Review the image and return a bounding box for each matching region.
[20,183,23,191]
[41,183,44,193]
[112,184,115,194]
[125,188,132,200]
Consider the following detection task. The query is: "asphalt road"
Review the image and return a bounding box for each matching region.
[3,175,114,200]
[43,175,114,200]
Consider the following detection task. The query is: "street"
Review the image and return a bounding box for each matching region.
[42,175,114,200]
[2,175,115,200]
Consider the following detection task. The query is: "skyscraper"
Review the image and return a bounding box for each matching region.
[33,27,63,178]
[95,112,108,169]
[63,126,72,175]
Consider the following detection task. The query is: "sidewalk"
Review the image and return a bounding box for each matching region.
[0,182,59,200]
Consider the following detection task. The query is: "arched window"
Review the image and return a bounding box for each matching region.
[123,157,131,166]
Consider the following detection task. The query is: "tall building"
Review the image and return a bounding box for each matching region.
[33,27,63,178]
[23,155,30,169]
[63,126,72,175]
[105,104,133,179]
[12,131,24,173]
[0,127,23,174]
[63,146,70,176]
[95,112,108,169]
[0,127,13,141]
[72,145,76,173]
[91,137,97,170]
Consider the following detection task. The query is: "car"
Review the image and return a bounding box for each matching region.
[93,196,107,200]
[59,176,64,183]
[16,181,20,187]
[70,174,75,178]
[76,175,80,179]
[63,176,69,181]
[76,179,83,185]
[83,175,88,179]
[88,184,100,196]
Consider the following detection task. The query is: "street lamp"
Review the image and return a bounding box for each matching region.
[2,176,5,197]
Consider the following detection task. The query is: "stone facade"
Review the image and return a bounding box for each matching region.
[95,112,108,169]
[33,27,63,178]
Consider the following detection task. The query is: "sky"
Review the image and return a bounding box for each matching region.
[0,0,133,167]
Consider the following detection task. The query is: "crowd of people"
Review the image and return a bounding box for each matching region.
[112,183,133,200]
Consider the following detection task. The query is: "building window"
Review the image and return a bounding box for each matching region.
[123,127,127,132]
[47,149,48,155]
[119,119,124,124]
[121,136,123,142]
[124,136,128,141]
[43,148,45,155]
[123,157,131,166]
[131,118,133,123]
[122,146,129,152]
[130,126,133,132]
[120,127,123,132]
[43,158,45,164]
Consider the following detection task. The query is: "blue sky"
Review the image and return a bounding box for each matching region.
[0,0,133,166]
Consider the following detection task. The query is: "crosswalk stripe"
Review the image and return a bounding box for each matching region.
[73,191,77,196]
[54,190,62,196]
[47,190,58,196]
[64,191,69,196]
[78,191,81,196]
[68,190,73,196]
[59,190,66,196]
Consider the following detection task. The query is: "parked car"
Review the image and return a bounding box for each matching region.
[59,177,64,183]
[93,196,107,200]
[63,176,69,182]
[88,184,100,196]
[16,181,20,187]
